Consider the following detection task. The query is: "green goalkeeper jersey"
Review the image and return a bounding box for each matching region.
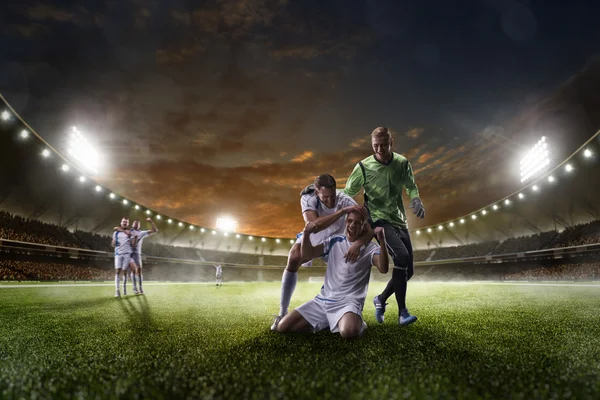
[343,153,419,229]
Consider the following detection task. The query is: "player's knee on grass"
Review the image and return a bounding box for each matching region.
[277,311,310,333]
[338,312,362,339]
[285,244,303,273]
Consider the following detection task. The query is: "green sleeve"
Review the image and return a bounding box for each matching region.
[343,163,364,197]
[403,161,420,200]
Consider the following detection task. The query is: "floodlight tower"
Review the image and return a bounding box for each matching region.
[66,126,100,176]
[520,136,551,183]
[216,217,238,233]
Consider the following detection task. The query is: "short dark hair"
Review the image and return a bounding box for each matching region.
[314,174,336,189]
[122,217,129,220]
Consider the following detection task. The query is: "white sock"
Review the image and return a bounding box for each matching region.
[279,270,297,316]
[115,273,120,291]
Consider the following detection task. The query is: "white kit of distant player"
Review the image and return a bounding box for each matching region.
[112,217,132,298]
[214,264,223,286]
[128,218,158,294]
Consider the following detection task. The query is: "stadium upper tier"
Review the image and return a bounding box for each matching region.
[1,92,600,255]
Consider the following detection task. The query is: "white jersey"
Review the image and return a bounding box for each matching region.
[113,231,132,256]
[298,190,358,245]
[215,265,222,276]
[130,229,152,255]
[318,235,380,302]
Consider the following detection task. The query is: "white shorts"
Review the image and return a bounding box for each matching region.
[216,274,222,279]
[114,255,131,270]
[296,296,364,333]
[294,230,331,247]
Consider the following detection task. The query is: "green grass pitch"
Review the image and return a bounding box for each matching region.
[1,281,599,399]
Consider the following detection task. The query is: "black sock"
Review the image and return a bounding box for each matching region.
[379,279,395,303]
[392,267,408,312]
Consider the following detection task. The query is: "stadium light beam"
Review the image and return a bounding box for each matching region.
[134,205,140,210]
[109,193,116,199]
[95,185,102,192]
[565,164,573,172]
[584,149,593,158]
[216,217,238,233]
[41,149,51,158]
[548,176,555,183]
[519,193,525,199]
[532,185,539,192]
[61,164,70,172]
[1,110,10,121]
[66,127,100,176]
[79,176,86,183]
[520,137,551,183]
[20,130,29,139]
[212,230,216,235]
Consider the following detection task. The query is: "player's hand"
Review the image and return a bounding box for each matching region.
[409,197,425,219]
[343,205,363,215]
[304,221,317,234]
[344,242,361,263]
[374,227,385,242]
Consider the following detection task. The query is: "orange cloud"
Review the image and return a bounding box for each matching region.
[406,127,424,139]
[291,151,314,163]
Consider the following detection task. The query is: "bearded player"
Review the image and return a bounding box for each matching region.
[276,207,389,339]
[271,174,374,331]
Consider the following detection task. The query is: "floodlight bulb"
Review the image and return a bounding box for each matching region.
[565,164,573,172]
[584,149,593,158]
[427,228,432,233]
[1,110,10,121]
[20,130,29,138]
[178,222,183,227]
[212,230,216,235]
[482,210,487,215]
[289,239,294,244]
[471,214,477,220]
[460,219,465,224]
[519,193,524,199]
[276,239,281,243]
[548,176,555,183]
[249,236,253,240]
[42,149,51,158]
[109,193,115,199]
[438,225,443,230]
[168,219,172,223]
[532,185,538,191]
[156,215,161,220]
[79,176,86,183]
[449,222,454,227]
[261,237,266,242]
[504,199,510,205]
[61,164,70,172]
[493,204,498,210]
[95,185,102,192]
[200,228,205,233]
[416,230,421,235]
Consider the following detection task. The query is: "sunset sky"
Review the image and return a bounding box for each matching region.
[2,0,600,237]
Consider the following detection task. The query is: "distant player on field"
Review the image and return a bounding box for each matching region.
[128,217,158,294]
[214,264,223,286]
[111,217,132,298]
[344,127,425,326]
[271,174,374,331]
[276,207,389,339]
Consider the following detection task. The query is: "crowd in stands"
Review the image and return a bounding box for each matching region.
[0,260,113,281]
[504,262,600,281]
[1,211,599,265]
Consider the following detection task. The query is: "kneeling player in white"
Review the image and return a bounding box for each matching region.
[111,217,133,298]
[272,174,373,330]
[276,208,389,339]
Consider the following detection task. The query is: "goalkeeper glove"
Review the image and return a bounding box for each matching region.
[409,197,425,219]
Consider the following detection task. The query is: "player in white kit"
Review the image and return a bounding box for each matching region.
[271,174,374,331]
[128,217,158,294]
[214,264,223,286]
[276,207,389,339]
[111,217,132,298]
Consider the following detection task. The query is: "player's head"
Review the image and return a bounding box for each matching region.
[314,174,337,208]
[132,220,140,230]
[120,217,129,228]
[345,207,367,241]
[371,127,394,162]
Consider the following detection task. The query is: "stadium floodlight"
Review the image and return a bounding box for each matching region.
[584,149,593,158]
[481,210,487,215]
[200,228,205,233]
[178,222,183,227]
[519,193,525,199]
[438,225,443,230]
[168,219,172,224]
[95,185,102,192]
[216,216,238,233]
[248,236,253,240]
[493,204,499,210]
[189,225,194,230]
[156,215,161,220]
[20,130,29,139]
[449,222,454,227]
[276,238,281,243]
[548,176,555,183]
[261,237,266,242]
[460,219,465,224]
[289,239,294,244]
[427,228,432,233]
[42,149,51,158]
[145,210,151,215]
[520,137,551,183]
[79,176,86,183]
[1,110,10,121]
[224,232,229,237]
[212,230,216,235]
[66,127,100,176]
[471,214,477,220]
[565,164,573,172]
[236,234,241,239]
[504,199,511,205]
[134,205,140,210]
[416,230,421,235]
[109,193,116,199]
[532,185,539,192]
[122,199,128,205]
[61,164,70,172]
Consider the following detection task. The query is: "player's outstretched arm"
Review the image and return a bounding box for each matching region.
[146,218,158,233]
[372,227,389,274]
[300,222,324,261]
